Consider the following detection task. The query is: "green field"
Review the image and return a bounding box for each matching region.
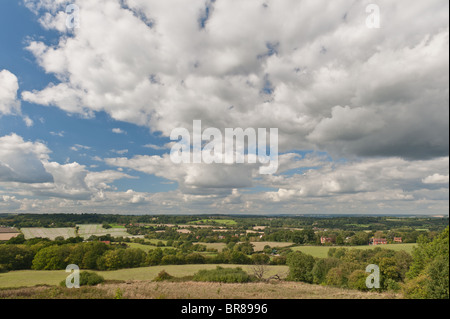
[291,243,417,258]
[126,242,172,251]
[77,224,134,239]
[250,242,293,251]
[19,224,138,240]
[20,227,76,240]
[0,264,288,289]
[189,219,237,226]
[193,242,227,252]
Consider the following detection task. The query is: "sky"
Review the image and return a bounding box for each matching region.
[0,0,448,215]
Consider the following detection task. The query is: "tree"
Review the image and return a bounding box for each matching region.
[286,251,315,283]
[312,257,340,284]
[404,227,449,299]
[348,270,369,291]
[0,245,34,270]
[32,245,72,270]
[251,253,270,265]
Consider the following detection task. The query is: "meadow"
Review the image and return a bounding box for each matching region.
[20,227,76,240]
[0,264,288,289]
[291,243,417,258]
[189,219,238,226]
[77,224,134,239]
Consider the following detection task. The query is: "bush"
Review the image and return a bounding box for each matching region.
[80,271,105,286]
[153,270,174,282]
[347,270,369,291]
[326,267,346,287]
[312,258,340,284]
[286,251,315,283]
[193,266,251,283]
[59,271,105,287]
[270,255,287,265]
[402,274,429,299]
[0,264,8,273]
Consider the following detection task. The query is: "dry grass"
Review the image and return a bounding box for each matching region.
[0,281,401,299]
[98,281,401,299]
[0,233,20,241]
[250,242,293,251]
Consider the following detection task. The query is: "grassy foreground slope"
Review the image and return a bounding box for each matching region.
[0,264,288,288]
[0,280,400,299]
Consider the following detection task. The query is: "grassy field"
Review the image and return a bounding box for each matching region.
[19,224,138,240]
[77,224,134,239]
[0,280,401,299]
[20,227,76,240]
[191,241,293,252]
[250,241,293,251]
[291,243,417,258]
[126,242,172,251]
[189,219,237,226]
[0,266,401,299]
[0,264,288,289]
[193,242,227,251]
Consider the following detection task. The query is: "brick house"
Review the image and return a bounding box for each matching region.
[320,237,333,244]
[371,238,387,245]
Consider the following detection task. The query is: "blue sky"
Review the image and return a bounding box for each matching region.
[0,0,448,215]
[0,0,175,194]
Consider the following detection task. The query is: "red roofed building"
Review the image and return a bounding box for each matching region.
[371,238,387,245]
[320,237,333,244]
[393,237,402,243]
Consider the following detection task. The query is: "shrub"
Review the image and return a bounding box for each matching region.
[59,271,105,287]
[402,274,429,299]
[326,267,346,287]
[193,266,251,283]
[153,270,174,282]
[270,255,287,265]
[286,251,315,283]
[80,271,105,286]
[347,270,369,291]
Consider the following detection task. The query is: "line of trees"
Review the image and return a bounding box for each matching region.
[0,239,287,272]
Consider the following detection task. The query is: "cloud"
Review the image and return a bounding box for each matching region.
[423,174,449,184]
[143,143,169,150]
[105,154,255,194]
[19,0,448,160]
[110,149,128,155]
[112,128,126,134]
[23,115,34,127]
[70,144,91,151]
[0,134,54,183]
[50,131,65,137]
[1,0,448,215]
[0,70,21,116]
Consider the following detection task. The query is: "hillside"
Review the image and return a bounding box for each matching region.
[0,280,400,299]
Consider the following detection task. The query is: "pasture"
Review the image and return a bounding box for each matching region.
[250,241,293,252]
[76,224,133,239]
[126,242,172,251]
[291,243,417,258]
[0,264,289,289]
[189,219,237,226]
[20,227,76,240]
